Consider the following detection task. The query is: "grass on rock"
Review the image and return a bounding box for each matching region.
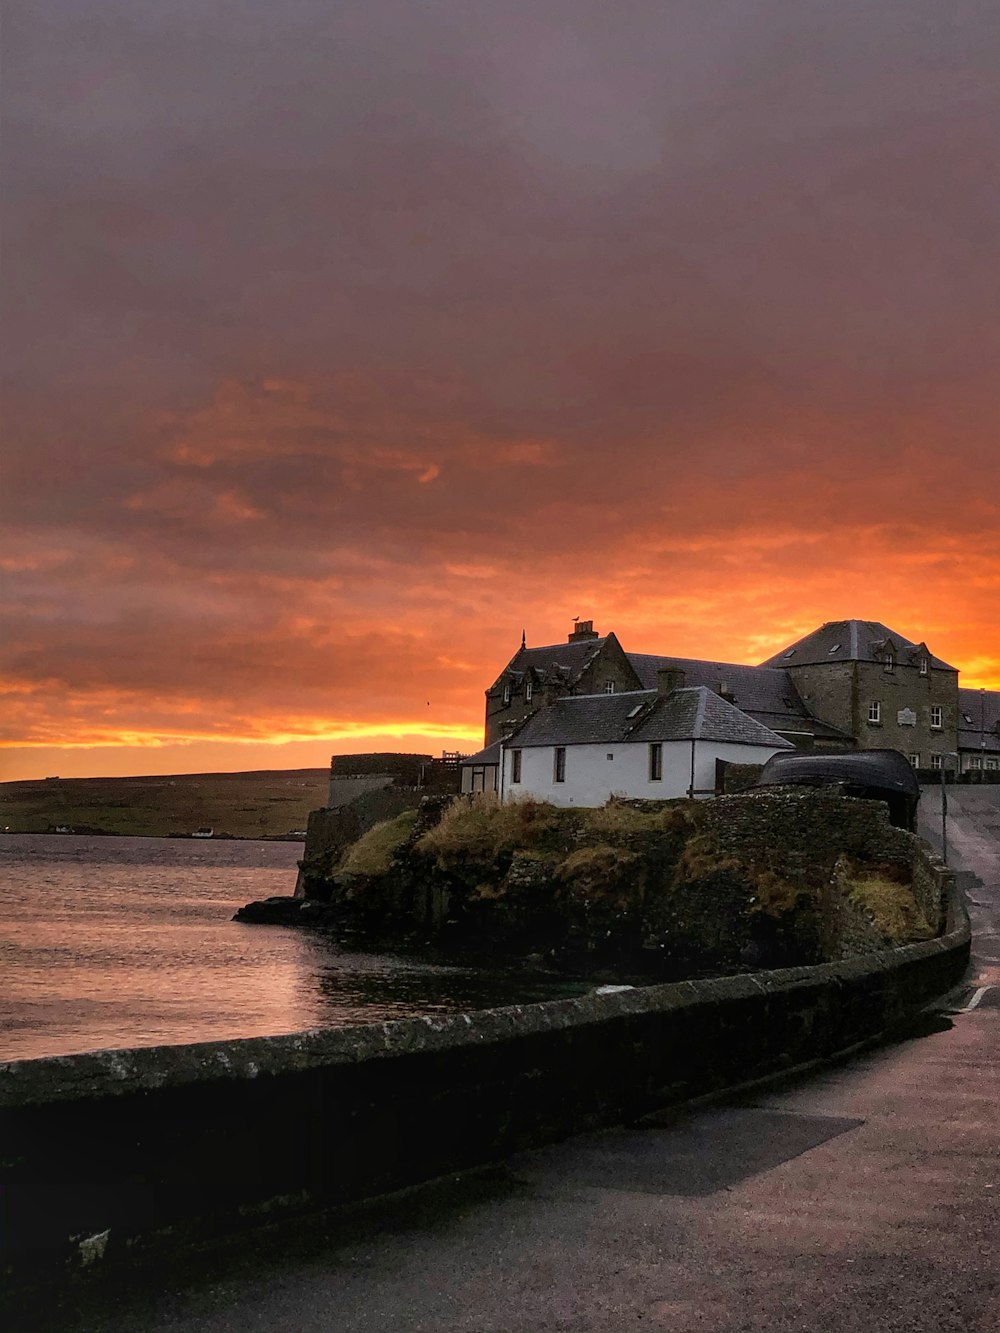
[339,810,419,875]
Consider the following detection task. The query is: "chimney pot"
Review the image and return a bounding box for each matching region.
[568,619,599,642]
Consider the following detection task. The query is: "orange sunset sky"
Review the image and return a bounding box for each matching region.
[3,1,999,782]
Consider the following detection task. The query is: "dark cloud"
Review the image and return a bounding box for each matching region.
[3,1,999,774]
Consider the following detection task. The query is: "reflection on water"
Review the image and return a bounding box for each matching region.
[0,834,584,1061]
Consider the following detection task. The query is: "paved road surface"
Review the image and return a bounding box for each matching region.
[26,789,1000,1333]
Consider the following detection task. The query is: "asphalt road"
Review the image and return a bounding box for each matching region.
[25,789,1000,1333]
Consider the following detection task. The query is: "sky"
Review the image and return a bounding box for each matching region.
[3,0,1000,781]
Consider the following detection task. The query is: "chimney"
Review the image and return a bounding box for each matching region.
[568,619,599,642]
[717,681,735,704]
[498,720,518,740]
[657,666,686,695]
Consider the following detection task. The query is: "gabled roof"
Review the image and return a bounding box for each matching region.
[958,687,1000,750]
[625,654,853,742]
[489,636,628,693]
[461,740,504,767]
[510,688,793,751]
[759,620,957,672]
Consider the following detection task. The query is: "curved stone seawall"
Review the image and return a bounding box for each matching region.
[0,885,969,1287]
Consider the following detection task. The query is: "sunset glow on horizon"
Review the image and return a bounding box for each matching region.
[4,2,999,782]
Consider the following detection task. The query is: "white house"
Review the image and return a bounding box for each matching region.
[497,686,793,806]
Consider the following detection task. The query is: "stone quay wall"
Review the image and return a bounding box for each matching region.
[0,880,969,1288]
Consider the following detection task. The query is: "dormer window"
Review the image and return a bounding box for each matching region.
[502,682,511,705]
[525,681,533,703]
[883,651,894,673]
[604,681,616,695]
[920,658,928,675]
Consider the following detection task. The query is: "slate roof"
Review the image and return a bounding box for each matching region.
[759,620,957,672]
[958,687,1000,752]
[491,638,617,691]
[461,740,503,767]
[625,654,852,742]
[510,688,793,752]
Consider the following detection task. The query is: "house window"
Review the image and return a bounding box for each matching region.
[920,658,929,676]
[525,681,533,703]
[649,743,663,781]
[510,749,522,784]
[968,755,983,770]
[909,754,920,768]
[930,705,943,729]
[883,651,894,673]
[930,754,943,769]
[987,758,999,771]
[553,747,566,783]
[604,681,616,694]
[868,701,881,724]
[502,683,511,705]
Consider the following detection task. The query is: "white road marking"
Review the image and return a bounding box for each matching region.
[959,986,991,1012]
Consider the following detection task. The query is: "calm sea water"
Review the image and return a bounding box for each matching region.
[0,834,581,1062]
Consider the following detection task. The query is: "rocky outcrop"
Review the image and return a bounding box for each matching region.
[241,791,952,981]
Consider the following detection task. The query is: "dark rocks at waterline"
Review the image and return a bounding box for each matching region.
[234,896,311,925]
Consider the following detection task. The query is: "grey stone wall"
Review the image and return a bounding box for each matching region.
[787,660,960,765]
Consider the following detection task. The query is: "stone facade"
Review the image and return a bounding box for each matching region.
[485,625,642,746]
[787,658,959,770]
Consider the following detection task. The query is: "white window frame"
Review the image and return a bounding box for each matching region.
[909,754,920,768]
[502,682,511,706]
[930,705,943,730]
[868,701,881,724]
[920,658,929,676]
[968,755,983,770]
[930,754,943,769]
[604,681,616,695]
[525,681,533,703]
[883,651,894,673]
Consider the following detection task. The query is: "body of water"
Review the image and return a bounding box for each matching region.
[0,834,582,1062]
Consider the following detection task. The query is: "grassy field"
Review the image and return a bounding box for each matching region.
[0,769,329,839]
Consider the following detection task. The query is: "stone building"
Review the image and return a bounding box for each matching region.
[482,617,1000,775]
[759,621,960,771]
[484,621,853,752]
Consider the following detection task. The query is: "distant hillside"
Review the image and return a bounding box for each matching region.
[0,769,329,839]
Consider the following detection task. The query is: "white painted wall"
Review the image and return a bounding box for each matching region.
[503,739,785,806]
